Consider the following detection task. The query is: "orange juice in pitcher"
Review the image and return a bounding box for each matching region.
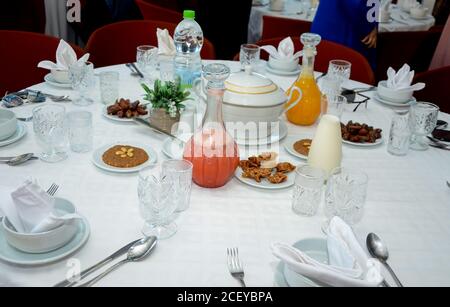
[286,33,322,126]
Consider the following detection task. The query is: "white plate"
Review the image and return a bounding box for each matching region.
[284,136,313,160]
[234,164,296,190]
[44,74,72,89]
[374,93,416,107]
[102,106,150,123]
[409,14,433,20]
[266,65,301,77]
[343,136,384,147]
[0,122,27,147]
[234,121,288,146]
[0,217,90,266]
[283,238,329,287]
[92,142,158,173]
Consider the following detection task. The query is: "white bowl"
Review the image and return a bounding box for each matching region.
[51,69,70,84]
[410,7,428,18]
[268,56,299,72]
[0,109,18,141]
[2,198,79,254]
[377,81,413,103]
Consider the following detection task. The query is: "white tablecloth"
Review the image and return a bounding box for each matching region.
[379,6,436,33]
[1,61,450,287]
[248,0,316,43]
[249,2,436,43]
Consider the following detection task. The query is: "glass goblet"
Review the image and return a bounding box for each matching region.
[409,102,439,151]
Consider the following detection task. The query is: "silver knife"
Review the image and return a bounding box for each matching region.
[134,117,186,144]
[129,63,145,79]
[430,144,450,151]
[54,239,141,287]
[427,136,448,148]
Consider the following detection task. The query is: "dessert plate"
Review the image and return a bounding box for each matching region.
[374,93,416,107]
[92,142,158,173]
[342,136,384,148]
[44,74,72,89]
[0,122,27,147]
[284,135,313,160]
[266,65,301,77]
[234,166,296,190]
[102,106,150,123]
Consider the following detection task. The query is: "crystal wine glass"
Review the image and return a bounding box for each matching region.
[409,102,439,151]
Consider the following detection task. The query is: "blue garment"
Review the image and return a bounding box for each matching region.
[311,0,377,67]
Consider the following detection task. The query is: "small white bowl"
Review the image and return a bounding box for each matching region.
[51,69,70,84]
[0,109,18,141]
[410,7,428,19]
[268,56,299,72]
[377,81,414,103]
[2,198,79,254]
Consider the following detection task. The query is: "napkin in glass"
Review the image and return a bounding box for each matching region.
[272,217,384,287]
[37,39,90,71]
[157,28,176,57]
[0,180,82,234]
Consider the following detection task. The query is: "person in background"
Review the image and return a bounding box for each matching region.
[311,0,378,68]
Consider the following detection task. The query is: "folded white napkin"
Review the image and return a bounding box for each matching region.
[157,28,176,57]
[0,180,82,234]
[261,37,303,60]
[272,217,384,287]
[386,64,426,91]
[381,0,392,11]
[37,39,90,71]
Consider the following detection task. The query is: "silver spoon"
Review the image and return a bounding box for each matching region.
[0,154,37,166]
[367,233,404,287]
[77,237,157,287]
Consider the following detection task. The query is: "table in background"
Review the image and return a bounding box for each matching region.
[1,61,450,287]
[379,5,436,33]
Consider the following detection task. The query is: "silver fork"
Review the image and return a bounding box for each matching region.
[47,183,59,196]
[227,248,246,287]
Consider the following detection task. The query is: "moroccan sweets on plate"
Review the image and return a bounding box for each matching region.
[102,145,149,168]
[239,153,296,185]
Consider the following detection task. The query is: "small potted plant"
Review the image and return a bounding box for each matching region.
[141,78,191,133]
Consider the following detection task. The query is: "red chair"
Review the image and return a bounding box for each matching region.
[135,0,182,24]
[234,37,375,85]
[413,66,450,114]
[0,31,85,95]
[261,15,311,41]
[85,20,216,68]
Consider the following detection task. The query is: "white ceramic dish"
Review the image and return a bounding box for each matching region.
[377,81,413,103]
[409,13,432,20]
[374,93,417,107]
[233,120,288,146]
[284,136,313,160]
[268,56,299,72]
[234,164,296,190]
[266,65,302,76]
[0,216,90,266]
[51,70,70,84]
[343,136,384,147]
[0,122,27,147]
[0,109,18,141]
[92,142,158,173]
[102,106,150,123]
[44,74,72,89]
[283,238,329,287]
[2,198,79,254]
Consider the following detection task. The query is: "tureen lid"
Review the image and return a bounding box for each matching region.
[224,66,286,107]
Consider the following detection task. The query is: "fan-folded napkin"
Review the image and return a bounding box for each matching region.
[157,28,176,56]
[386,64,425,91]
[261,37,302,60]
[37,39,90,71]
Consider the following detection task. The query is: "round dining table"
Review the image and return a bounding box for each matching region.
[1,60,450,287]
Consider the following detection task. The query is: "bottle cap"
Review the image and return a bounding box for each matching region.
[183,10,196,19]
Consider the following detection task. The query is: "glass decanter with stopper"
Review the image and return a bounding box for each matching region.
[183,63,240,188]
[286,33,322,126]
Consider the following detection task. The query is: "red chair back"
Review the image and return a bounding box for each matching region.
[413,66,450,114]
[261,15,311,41]
[85,20,215,68]
[250,37,375,85]
[0,31,85,95]
[135,0,182,24]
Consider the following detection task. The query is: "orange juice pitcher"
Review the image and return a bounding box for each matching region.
[286,33,322,126]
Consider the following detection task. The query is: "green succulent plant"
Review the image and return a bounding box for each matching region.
[141,79,191,117]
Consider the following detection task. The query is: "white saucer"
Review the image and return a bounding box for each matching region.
[92,142,158,173]
[343,136,384,147]
[374,93,416,107]
[234,165,296,190]
[234,121,288,146]
[0,217,90,266]
[0,122,27,147]
[44,74,72,89]
[410,14,433,20]
[283,238,329,287]
[266,65,301,77]
[102,106,150,123]
[284,136,313,160]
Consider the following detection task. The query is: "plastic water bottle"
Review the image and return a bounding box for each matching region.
[174,10,204,88]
